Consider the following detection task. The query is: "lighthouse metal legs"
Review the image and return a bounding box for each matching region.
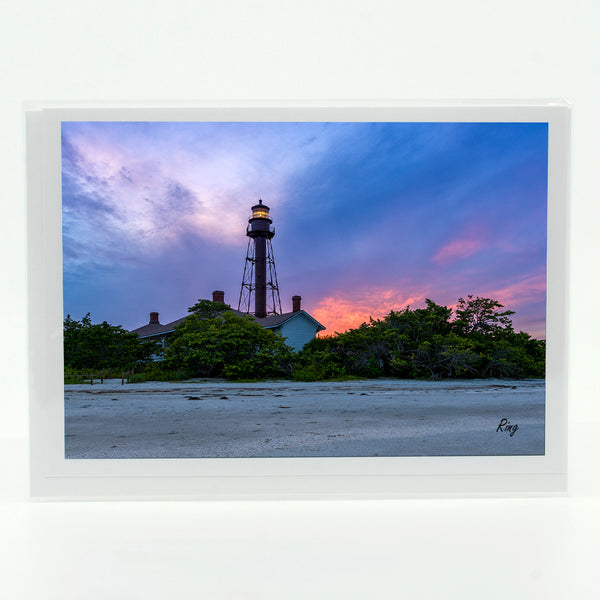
[238,238,255,314]
[238,237,282,316]
[266,237,282,315]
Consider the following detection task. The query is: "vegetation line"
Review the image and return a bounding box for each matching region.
[64,296,545,384]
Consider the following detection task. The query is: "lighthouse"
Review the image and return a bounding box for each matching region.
[238,200,282,318]
[132,198,326,351]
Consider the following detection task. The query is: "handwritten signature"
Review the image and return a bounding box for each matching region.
[497,418,519,437]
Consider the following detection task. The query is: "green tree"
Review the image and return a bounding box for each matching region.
[292,336,348,381]
[164,301,293,379]
[63,313,157,371]
[452,295,515,336]
[187,298,230,318]
[292,295,545,381]
[479,331,545,378]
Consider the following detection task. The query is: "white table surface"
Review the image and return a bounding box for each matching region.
[1,422,598,600]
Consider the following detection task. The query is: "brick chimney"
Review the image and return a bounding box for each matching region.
[292,295,301,312]
[149,312,160,325]
[212,290,225,304]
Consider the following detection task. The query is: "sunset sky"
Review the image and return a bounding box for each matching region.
[62,120,548,339]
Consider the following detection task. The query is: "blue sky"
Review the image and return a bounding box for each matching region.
[62,120,548,338]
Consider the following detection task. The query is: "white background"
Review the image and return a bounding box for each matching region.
[1,1,598,598]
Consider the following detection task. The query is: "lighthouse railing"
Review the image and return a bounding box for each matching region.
[246,224,275,235]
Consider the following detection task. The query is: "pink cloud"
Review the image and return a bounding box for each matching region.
[310,271,547,339]
[432,236,486,265]
[312,287,427,336]
[485,273,546,308]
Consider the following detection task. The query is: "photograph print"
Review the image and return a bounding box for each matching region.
[62,118,548,459]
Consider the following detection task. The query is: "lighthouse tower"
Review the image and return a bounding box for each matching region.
[238,200,282,318]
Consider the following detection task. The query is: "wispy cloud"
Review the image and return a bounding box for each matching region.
[432,236,487,265]
[485,272,547,309]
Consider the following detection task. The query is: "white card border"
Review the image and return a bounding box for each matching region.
[27,101,569,499]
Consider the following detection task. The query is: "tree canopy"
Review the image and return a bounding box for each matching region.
[453,295,515,336]
[64,296,545,382]
[163,302,294,379]
[63,313,157,371]
[294,296,545,380]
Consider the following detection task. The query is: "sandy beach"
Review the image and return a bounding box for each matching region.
[64,378,545,458]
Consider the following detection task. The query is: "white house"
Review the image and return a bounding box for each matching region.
[130,291,325,352]
[253,308,325,352]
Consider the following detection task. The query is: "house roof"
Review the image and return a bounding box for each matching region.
[131,308,325,338]
[254,310,326,332]
[130,316,187,338]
